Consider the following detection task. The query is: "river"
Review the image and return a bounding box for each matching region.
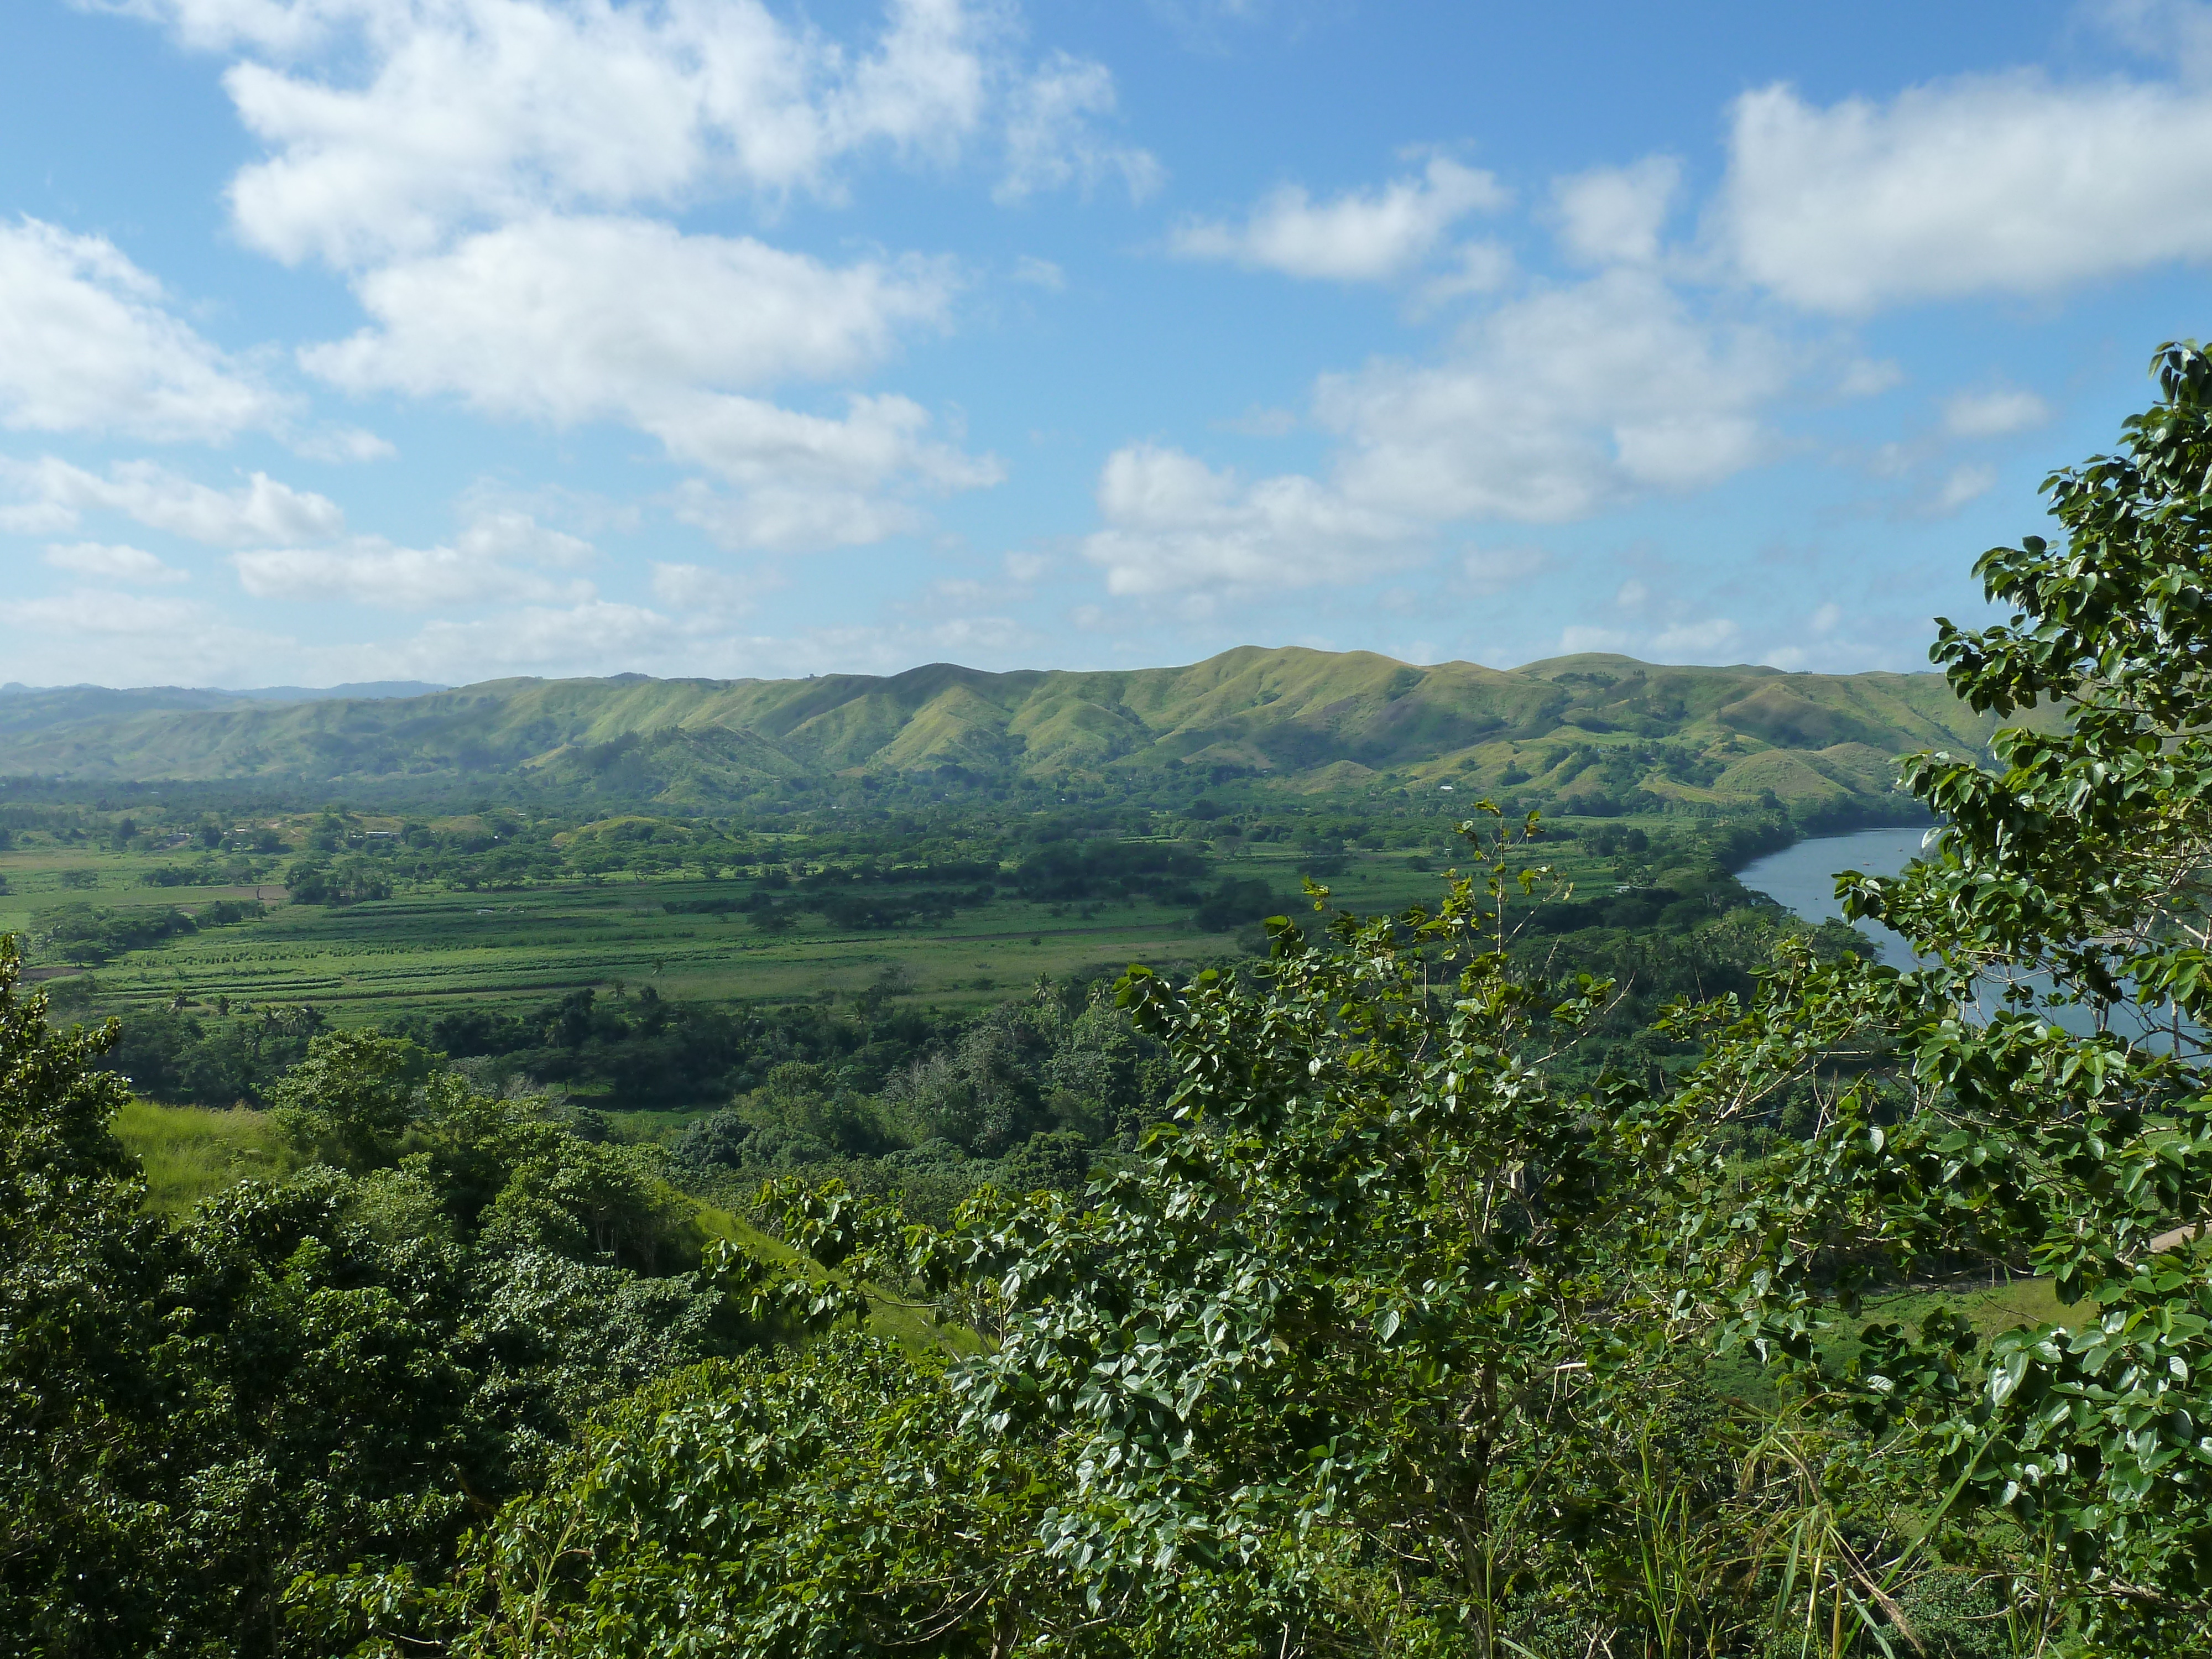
[1737,826,1931,971]
[1739,826,2189,1045]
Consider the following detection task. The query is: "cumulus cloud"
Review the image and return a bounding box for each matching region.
[452,507,594,567]
[1557,625,1630,654]
[1719,74,2212,312]
[232,534,593,609]
[304,216,958,417]
[2,456,347,544]
[1317,268,1787,523]
[1929,463,1997,514]
[1461,544,1551,593]
[0,217,283,441]
[295,216,994,546]
[166,0,1000,265]
[0,585,296,685]
[1076,268,1792,600]
[229,509,593,608]
[351,598,690,679]
[1080,442,1421,596]
[1169,156,1506,282]
[1552,156,1680,267]
[648,561,756,619]
[1652,617,1740,655]
[107,0,1129,267]
[1943,387,2051,437]
[658,393,1002,552]
[43,541,190,583]
[998,50,1162,204]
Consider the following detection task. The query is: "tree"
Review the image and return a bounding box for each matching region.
[1660,341,2212,1653]
[764,825,1740,1653]
[0,935,754,1656]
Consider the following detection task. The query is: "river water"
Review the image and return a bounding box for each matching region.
[1739,826,2189,1045]
[1737,826,1931,971]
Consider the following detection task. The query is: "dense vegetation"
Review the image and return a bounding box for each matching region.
[15,348,2212,1655]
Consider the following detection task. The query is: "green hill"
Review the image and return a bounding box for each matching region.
[0,648,2044,818]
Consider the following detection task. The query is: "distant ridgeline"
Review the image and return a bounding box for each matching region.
[0,650,2048,820]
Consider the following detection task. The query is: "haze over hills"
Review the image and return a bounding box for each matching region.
[0,648,2040,818]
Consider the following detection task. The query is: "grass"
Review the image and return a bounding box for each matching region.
[1709,1272,2070,1411]
[690,1191,969,1352]
[111,1098,295,1218]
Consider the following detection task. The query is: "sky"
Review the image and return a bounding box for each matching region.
[4,0,2212,690]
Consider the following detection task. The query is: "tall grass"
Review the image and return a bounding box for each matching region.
[111,1097,294,1217]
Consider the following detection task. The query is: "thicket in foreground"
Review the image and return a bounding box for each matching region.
[0,951,764,1658]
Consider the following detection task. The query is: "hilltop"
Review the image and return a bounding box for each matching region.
[0,648,2040,820]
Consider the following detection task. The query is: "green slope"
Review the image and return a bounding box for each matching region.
[0,648,2048,816]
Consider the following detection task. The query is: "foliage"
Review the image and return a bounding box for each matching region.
[0,936,763,1657]
[1651,342,2212,1652]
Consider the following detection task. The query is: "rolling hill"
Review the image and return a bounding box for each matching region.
[0,648,2043,817]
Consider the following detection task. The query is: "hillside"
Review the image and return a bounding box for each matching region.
[0,648,2043,817]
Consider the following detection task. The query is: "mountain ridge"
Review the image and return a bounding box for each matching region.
[0,647,2043,816]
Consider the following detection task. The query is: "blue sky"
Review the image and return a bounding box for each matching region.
[3,0,2209,689]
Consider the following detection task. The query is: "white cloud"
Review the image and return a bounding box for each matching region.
[1461,544,1550,593]
[1838,357,1905,398]
[288,423,397,462]
[1317,269,1786,523]
[370,598,689,677]
[1719,74,2212,312]
[1413,241,1514,309]
[311,597,1046,683]
[648,560,755,618]
[1652,617,1741,656]
[659,393,1002,551]
[1929,463,1997,513]
[43,541,189,583]
[1012,254,1066,290]
[0,217,283,441]
[1080,442,1421,596]
[304,216,957,417]
[1169,156,1506,282]
[670,473,927,556]
[111,0,1129,267]
[2093,0,2212,80]
[232,536,593,608]
[3,456,347,544]
[137,0,1005,268]
[997,50,1162,204]
[1943,387,2051,437]
[1615,578,1650,611]
[0,586,295,686]
[1558,625,1630,654]
[1003,549,1050,581]
[1552,155,1680,266]
[453,508,593,568]
[299,215,994,547]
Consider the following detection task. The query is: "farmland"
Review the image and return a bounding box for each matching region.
[0,808,1686,1029]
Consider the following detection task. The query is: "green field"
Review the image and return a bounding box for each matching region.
[1,833,1548,1024]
